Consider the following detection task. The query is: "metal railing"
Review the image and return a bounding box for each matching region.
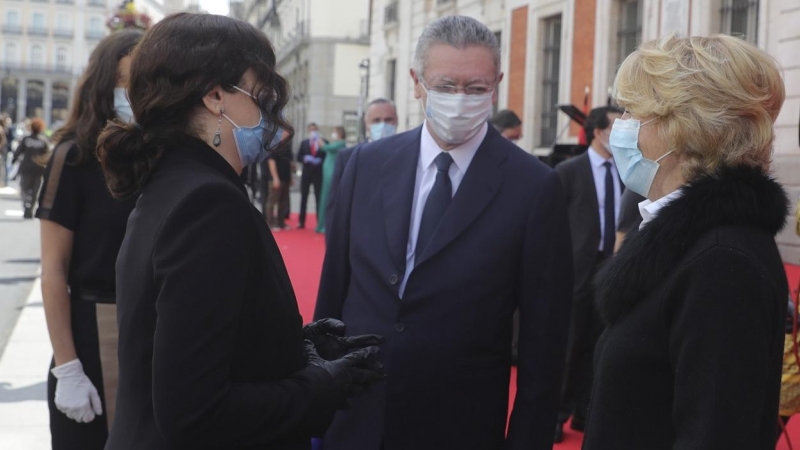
[27,26,48,36]
[85,29,105,40]
[87,0,106,6]
[53,28,74,38]
[1,24,23,35]
[0,62,73,75]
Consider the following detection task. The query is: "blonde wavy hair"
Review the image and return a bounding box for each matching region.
[613,34,785,181]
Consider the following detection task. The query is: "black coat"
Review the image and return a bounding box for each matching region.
[107,137,340,450]
[584,165,789,450]
[296,138,325,176]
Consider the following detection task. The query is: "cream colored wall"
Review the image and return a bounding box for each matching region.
[309,0,370,39]
[333,43,370,97]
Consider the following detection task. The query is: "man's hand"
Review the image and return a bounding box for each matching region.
[303,318,385,360]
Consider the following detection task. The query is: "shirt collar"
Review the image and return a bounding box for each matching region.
[638,189,683,229]
[419,121,487,173]
[587,146,614,168]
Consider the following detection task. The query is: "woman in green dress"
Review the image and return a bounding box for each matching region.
[316,126,346,233]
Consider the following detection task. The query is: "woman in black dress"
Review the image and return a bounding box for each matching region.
[13,118,50,218]
[37,30,142,449]
[584,34,788,449]
[97,14,383,450]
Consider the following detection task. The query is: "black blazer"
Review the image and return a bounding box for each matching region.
[555,152,620,293]
[314,125,574,450]
[585,165,789,450]
[296,138,325,174]
[107,137,340,450]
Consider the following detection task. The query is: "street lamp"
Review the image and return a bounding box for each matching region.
[356,58,370,142]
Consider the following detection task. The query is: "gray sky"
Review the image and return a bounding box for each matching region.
[199,0,230,15]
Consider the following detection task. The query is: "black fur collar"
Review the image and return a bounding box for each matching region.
[594,165,789,325]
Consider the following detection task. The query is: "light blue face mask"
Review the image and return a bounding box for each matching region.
[223,85,283,167]
[223,112,284,167]
[113,88,134,124]
[369,122,396,141]
[609,117,673,197]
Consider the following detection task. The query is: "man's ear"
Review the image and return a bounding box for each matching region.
[202,85,225,115]
[410,69,423,100]
[492,72,504,104]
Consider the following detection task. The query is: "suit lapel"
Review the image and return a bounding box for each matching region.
[382,128,422,271]
[415,129,506,267]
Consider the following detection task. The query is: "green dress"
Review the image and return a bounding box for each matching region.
[316,139,346,233]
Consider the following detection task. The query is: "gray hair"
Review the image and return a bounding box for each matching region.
[413,15,500,77]
[367,97,396,109]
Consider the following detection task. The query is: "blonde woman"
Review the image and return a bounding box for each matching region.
[585,35,788,449]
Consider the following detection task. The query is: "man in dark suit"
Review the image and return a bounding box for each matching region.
[553,106,623,442]
[296,123,325,229]
[324,98,398,233]
[314,15,573,450]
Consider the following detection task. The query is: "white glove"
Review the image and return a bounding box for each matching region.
[50,359,103,423]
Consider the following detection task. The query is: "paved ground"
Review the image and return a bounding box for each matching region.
[0,181,50,449]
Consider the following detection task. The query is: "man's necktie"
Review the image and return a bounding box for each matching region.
[311,140,317,156]
[416,152,454,260]
[603,161,616,257]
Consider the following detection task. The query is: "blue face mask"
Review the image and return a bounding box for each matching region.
[609,117,673,197]
[223,112,283,167]
[369,122,396,141]
[114,88,134,124]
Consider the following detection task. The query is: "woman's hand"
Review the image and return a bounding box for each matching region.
[303,318,385,360]
[50,359,103,423]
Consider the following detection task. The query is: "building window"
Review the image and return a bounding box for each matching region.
[89,17,102,31]
[384,2,398,25]
[31,44,43,69]
[539,15,562,147]
[617,0,641,65]
[5,42,18,63]
[56,47,67,71]
[33,12,45,28]
[7,11,20,25]
[387,59,397,102]
[720,0,759,44]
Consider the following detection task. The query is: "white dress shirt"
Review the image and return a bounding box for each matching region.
[587,147,622,251]
[638,189,683,229]
[398,121,487,298]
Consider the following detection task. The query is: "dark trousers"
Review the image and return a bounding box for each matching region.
[299,167,322,227]
[48,295,108,450]
[20,168,44,217]
[558,254,607,426]
[265,182,290,228]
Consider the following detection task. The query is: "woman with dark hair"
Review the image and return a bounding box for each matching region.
[97,14,384,450]
[13,117,50,218]
[36,29,142,450]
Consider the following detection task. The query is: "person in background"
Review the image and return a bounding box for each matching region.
[553,105,623,442]
[296,123,325,229]
[490,109,522,141]
[0,117,8,186]
[265,129,293,231]
[13,118,50,218]
[315,15,572,449]
[584,35,788,450]
[37,30,142,450]
[97,14,383,449]
[315,126,346,234]
[324,98,398,233]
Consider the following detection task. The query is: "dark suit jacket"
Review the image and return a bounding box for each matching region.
[554,152,620,294]
[314,125,573,450]
[296,138,325,176]
[107,137,340,450]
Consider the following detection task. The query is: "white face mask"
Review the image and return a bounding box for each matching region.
[421,85,493,146]
[113,88,134,124]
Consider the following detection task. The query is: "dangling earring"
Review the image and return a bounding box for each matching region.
[213,108,224,147]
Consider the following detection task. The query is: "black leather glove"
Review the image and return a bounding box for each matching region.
[303,318,385,360]
[304,340,385,401]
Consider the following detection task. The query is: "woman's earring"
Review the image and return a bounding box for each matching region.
[213,109,223,147]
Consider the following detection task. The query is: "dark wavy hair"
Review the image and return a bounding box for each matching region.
[98,13,293,198]
[53,29,143,164]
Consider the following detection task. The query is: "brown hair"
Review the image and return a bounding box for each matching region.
[54,29,143,164]
[30,118,45,135]
[98,13,293,198]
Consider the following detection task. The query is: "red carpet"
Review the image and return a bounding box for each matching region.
[274,213,800,449]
